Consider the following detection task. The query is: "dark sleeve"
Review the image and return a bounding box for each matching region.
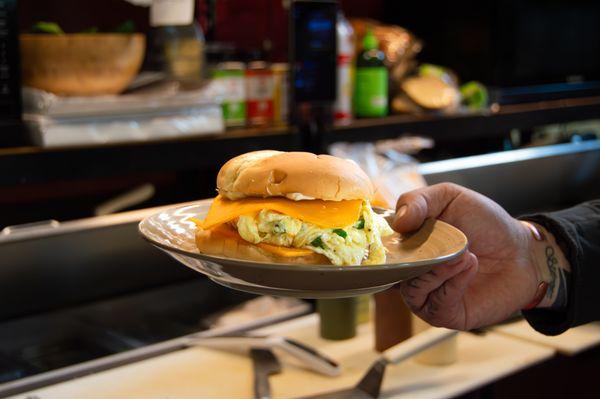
[519,200,600,336]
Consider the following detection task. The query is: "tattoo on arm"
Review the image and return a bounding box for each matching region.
[522,221,572,311]
[426,300,439,316]
[407,279,421,289]
[543,245,569,310]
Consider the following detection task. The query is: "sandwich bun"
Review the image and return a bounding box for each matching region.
[217,150,374,201]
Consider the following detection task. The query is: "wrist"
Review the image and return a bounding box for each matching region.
[521,221,571,310]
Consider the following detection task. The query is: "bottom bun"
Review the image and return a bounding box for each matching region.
[195,225,329,264]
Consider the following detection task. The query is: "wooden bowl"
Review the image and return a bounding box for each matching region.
[20,33,146,96]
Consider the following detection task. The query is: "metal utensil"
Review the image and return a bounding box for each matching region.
[301,327,458,399]
[189,333,340,376]
[251,348,282,399]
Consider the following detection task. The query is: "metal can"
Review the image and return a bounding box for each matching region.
[245,61,274,127]
[271,63,289,126]
[213,62,246,127]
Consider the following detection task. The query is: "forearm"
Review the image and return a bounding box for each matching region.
[520,200,600,335]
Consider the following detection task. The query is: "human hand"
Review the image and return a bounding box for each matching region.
[393,183,542,330]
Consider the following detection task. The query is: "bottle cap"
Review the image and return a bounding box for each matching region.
[362,27,379,50]
[150,0,194,27]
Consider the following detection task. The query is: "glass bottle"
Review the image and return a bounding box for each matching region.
[354,27,388,117]
[146,0,205,84]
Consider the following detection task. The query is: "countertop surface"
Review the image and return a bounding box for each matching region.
[8,314,556,399]
[492,319,600,356]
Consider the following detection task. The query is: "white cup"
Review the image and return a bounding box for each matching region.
[411,315,458,365]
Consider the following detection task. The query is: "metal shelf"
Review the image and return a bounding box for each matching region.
[1,127,298,186]
[2,96,600,186]
[329,96,600,143]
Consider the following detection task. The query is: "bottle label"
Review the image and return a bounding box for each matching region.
[273,69,289,125]
[354,67,388,117]
[246,71,274,126]
[335,62,353,122]
[246,74,274,101]
[222,101,247,126]
[214,73,245,101]
[214,72,246,126]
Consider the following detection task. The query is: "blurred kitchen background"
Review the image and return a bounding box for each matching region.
[2,0,600,225]
[1,1,599,398]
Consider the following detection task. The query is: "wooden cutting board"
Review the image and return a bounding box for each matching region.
[8,315,554,399]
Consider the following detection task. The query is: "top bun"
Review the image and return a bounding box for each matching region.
[217,150,374,201]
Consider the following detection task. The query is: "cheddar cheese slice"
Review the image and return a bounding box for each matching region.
[200,195,363,229]
[257,242,314,257]
[200,222,314,257]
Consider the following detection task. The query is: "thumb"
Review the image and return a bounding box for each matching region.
[392,183,462,233]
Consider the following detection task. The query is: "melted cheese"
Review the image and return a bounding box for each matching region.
[193,220,314,257]
[257,242,314,257]
[200,195,363,229]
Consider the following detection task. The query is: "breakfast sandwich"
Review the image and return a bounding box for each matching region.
[194,151,393,265]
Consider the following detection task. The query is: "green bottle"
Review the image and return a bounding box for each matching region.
[354,28,388,117]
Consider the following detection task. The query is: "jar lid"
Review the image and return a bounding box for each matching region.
[217,61,246,71]
[150,0,194,27]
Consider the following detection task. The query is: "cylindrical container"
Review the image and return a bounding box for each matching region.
[317,297,358,340]
[335,10,354,124]
[356,295,372,324]
[412,314,457,365]
[374,289,412,352]
[213,62,246,127]
[271,63,289,126]
[245,61,274,127]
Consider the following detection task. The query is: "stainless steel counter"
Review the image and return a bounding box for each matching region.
[420,140,600,215]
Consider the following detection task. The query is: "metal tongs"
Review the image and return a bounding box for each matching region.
[186,333,341,377]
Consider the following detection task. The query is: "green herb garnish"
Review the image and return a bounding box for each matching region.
[273,223,286,234]
[332,229,347,238]
[355,218,365,229]
[310,236,325,249]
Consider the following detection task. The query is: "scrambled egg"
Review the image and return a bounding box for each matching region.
[236,201,394,266]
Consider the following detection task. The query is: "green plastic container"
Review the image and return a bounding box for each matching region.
[317,297,359,340]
